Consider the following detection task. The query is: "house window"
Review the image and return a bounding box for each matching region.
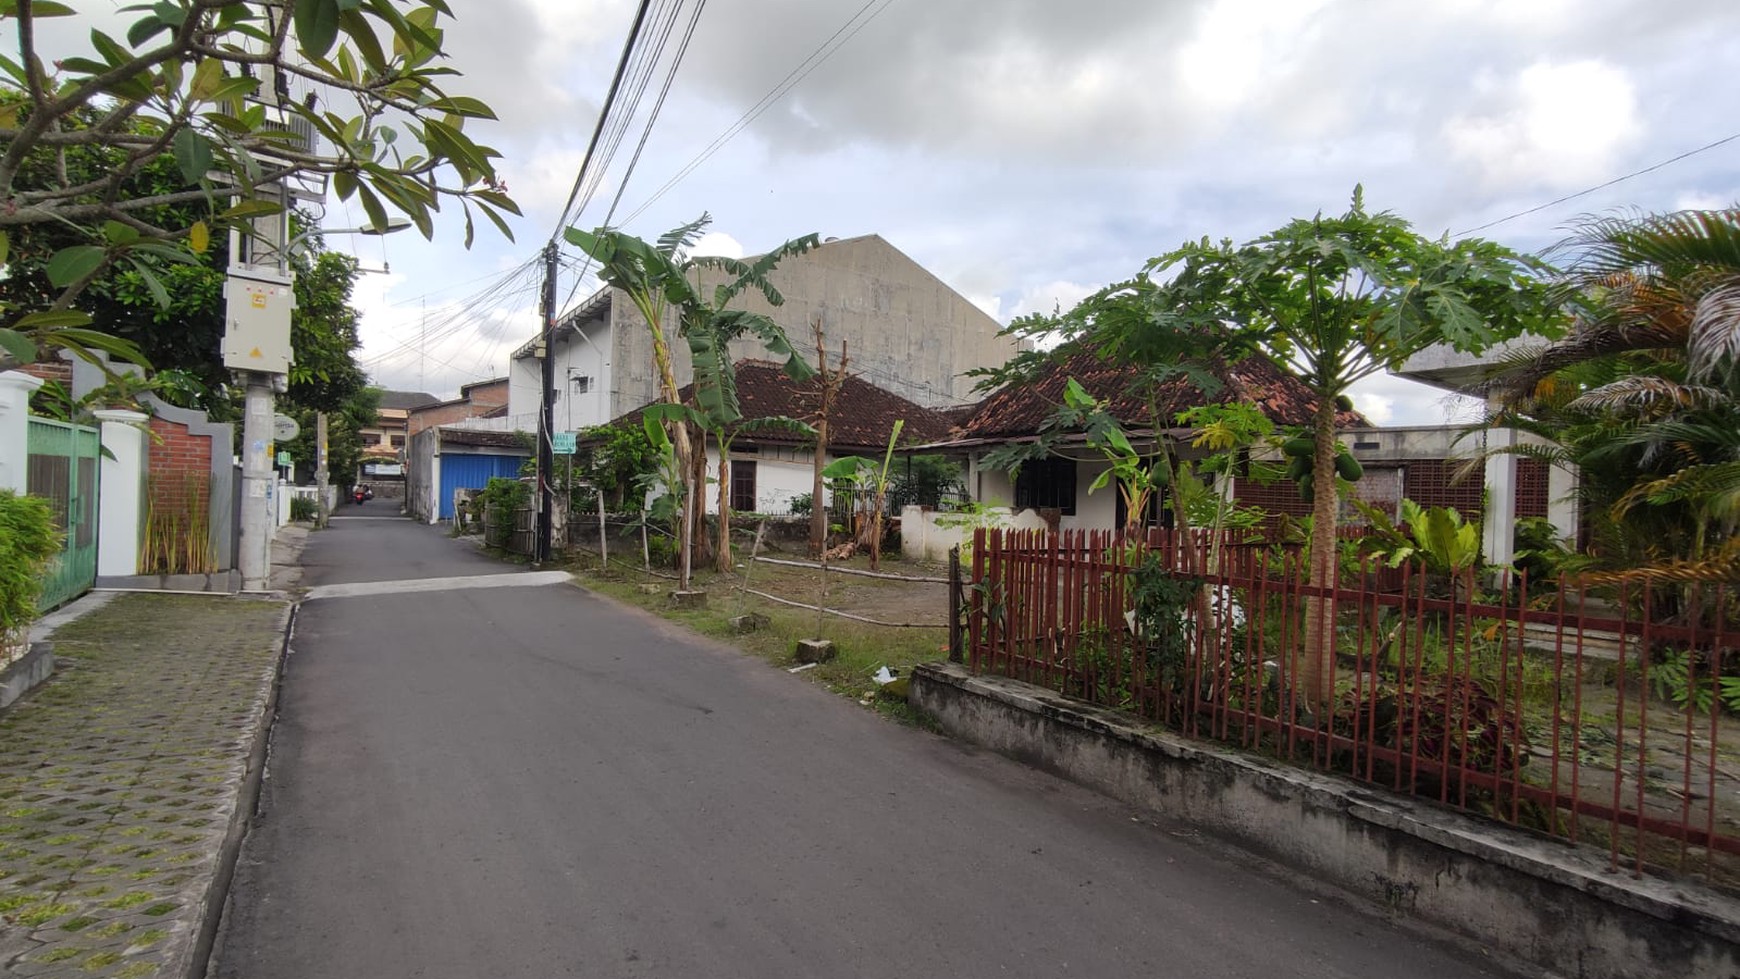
[571,374,593,394]
[1013,458,1076,515]
[730,460,758,513]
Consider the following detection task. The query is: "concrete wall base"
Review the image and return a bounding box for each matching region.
[95,571,242,595]
[911,661,1740,979]
[0,642,54,711]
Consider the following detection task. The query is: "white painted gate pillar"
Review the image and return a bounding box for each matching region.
[93,409,148,577]
[1547,462,1580,544]
[0,371,45,495]
[1482,421,1518,569]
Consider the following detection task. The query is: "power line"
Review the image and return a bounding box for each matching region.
[1456,129,1740,237]
[549,0,660,239]
[559,0,709,314]
[621,0,900,228]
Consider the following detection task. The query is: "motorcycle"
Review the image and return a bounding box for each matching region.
[352,488,367,505]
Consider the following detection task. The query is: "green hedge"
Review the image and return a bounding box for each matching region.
[0,490,63,635]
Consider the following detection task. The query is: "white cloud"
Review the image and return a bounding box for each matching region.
[1006,281,1099,323]
[688,232,745,259]
[1349,375,1485,428]
[1441,60,1641,191]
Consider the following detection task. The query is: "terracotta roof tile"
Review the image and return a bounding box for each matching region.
[617,361,953,451]
[958,348,1366,439]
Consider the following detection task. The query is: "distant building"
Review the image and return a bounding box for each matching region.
[359,389,438,496]
[506,234,1022,434]
[407,378,509,438]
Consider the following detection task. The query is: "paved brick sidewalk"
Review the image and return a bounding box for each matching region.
[0,593,288,978]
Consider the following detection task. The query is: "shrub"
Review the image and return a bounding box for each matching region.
[0,491,62,649]
[289,496,318,522]
[471,477,532,550]
[786,492,813,517]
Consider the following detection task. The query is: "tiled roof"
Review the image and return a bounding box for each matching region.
[378,390,441,410]
[617,361,953,451]
[955,348,1367,440]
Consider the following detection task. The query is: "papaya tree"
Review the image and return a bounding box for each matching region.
[1140,187,1555,708]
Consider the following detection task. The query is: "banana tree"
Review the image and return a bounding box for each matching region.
[821,420,905,570]
[565,215,819,589]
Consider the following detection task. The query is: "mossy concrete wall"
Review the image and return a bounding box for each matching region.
[912,661,1740,979]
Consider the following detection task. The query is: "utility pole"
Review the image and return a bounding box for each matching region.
[314,411,330,528]
[536,242,559,565]
[225,193,295,592]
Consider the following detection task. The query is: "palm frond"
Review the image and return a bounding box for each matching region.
[1688,280,1740,381]
[1565,375,1727,414]
[657,213,713,257]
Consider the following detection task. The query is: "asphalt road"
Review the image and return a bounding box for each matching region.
[212,514,1509,979]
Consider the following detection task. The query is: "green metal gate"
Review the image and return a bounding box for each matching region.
[27,418,101,612]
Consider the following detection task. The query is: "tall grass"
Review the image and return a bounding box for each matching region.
[141,473,215,575]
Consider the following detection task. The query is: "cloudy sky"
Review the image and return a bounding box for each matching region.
[286,0,1740,422]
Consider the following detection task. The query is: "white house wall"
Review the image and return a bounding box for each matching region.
[700,444,832,516]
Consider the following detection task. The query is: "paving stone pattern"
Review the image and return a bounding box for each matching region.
[0,594,288,978]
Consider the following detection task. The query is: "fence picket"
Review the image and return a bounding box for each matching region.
[955,527,1740,879]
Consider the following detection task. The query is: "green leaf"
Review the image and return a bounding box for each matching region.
[126,14,171,47]
[9,0,75,14]
[0,328,37,363]
[189,57,225,101]
[823,456,873,480]
[294,0,343,58]
[129,260,172,309]
[11,310,92,329]
[0,230,8,267]
[172,127,214,182]
[338,10,388,71]
[219,199,284,221]
[426,96,496,120]
[46,246,108,288]
[45,327,148,367]
[101,221,141,245]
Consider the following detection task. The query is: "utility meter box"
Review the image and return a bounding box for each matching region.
[222,267,296,374]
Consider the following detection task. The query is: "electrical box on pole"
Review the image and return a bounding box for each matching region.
[222,267,296,374]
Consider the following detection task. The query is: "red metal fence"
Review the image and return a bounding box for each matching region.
[967,527,1740,883]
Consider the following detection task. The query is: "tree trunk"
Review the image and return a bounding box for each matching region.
[715,449,733,574]
[688,424,712,571]
[670,420,695,591]
[1300,394,1341,712]
[869,488,884,571]
[810,416,828,558]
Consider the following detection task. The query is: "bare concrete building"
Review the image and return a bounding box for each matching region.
[507,234,1020,431]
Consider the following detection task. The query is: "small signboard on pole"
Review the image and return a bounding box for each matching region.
[552,431,578,456]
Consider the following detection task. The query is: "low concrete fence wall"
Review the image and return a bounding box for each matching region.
[912,661,1740,979]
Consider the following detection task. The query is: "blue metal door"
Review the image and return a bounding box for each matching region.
[438,454,525,519]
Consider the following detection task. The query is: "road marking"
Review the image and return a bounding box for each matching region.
[304,571,573,601]
[328,516,409,521]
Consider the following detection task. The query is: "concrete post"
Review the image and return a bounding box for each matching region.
[238,373,274,591]
[1547,462,1580,544]
[93,409,148,576]
[1482,424,1518,568]
[0,371,45,495]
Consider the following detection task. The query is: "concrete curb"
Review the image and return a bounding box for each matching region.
[912,661,1740,979]
[184,600,296,979]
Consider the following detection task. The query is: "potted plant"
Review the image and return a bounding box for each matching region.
[0,490,63,688]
